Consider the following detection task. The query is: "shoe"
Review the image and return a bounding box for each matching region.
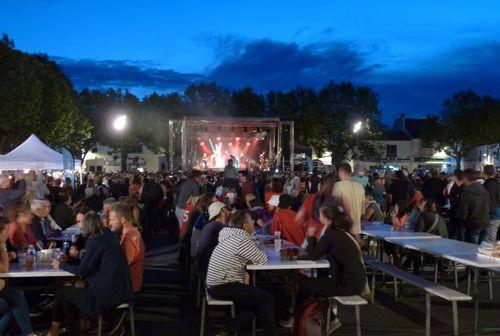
[327,317,342,334]
[279,316,294,328]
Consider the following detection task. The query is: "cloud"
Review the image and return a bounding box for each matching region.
[207,38,380,91]
[51,57,204,92]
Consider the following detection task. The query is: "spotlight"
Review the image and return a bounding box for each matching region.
[246,142,250,146]
[236,137,240,141]
[217,137,221,141]
[200,142,205,146]
[229,142,232,146]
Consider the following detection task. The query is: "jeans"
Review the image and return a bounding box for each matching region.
[175,207,186,230]
[485,219,500,244]
[207,282,276,335]
[0,287,33,336]
[465,228,488,245]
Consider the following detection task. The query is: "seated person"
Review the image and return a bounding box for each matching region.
[406,199,426,232]
[391,200,409,229]
[50,212,133,336]
[0,217,36,336]
[246,194,272,230]
[67,206,91,263]
[51,193,74,230]
[270,194,304,246]
[30,199,62,246]
[416,199,448,238]
[197,202,230,275]
[282,206,367,330]
[109,203,145,293]
[206,210,274,335]
[362,192,385,223]
[8,203,36,251]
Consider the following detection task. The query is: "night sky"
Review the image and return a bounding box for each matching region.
[2,0,500,123]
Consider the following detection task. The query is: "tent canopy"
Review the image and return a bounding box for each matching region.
[0,134,64,170]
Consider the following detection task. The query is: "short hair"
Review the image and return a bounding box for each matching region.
[463,169,476,182]
[395,170,405,179]
[103,197,117,206]
[229,210,251,229]
[338,162,352,175]
[365,191,374,200]
[110,203,134,223]
[81,211,104,238]
[483,165,495,177]
[319,205,342,224]
[423,199,439,213]
[75,206,91,216]
[30,199,46,212]
[239,170,249,178]
[453,169,463,180]
[190,169,202,179]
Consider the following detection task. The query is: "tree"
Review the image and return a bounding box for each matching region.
[421,91,500,168]
[232,87,265,117]
[0,35,91,155]
[184,82,233,116]
[298,82,384,166]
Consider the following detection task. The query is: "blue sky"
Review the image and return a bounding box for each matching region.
[2,0,500,123]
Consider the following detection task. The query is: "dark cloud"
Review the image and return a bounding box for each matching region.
[51,57,204,91]
[207,38,380,90]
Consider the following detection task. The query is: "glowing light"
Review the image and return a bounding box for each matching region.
[216,137,221,141]
[353,121,362,134]
[200,142,205,146]
[246,142,250,146]
[236,137,240,140]
[229,142,232,146]
[113,114,127,131]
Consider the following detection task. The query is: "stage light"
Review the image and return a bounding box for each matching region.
[236,137,240,141]
[217,137,221,141]
[200,142,205,146]
[246,142,250,146]
[229,142,232,146]
[112,114,127,131]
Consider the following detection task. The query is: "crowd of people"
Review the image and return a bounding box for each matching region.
[0,160,497,335]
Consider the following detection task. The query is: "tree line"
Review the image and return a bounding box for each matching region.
[1,34,499,168]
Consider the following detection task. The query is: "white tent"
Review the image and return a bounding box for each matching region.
[0,134,64,170]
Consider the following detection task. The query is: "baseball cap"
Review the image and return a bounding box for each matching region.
[208,201,227,221]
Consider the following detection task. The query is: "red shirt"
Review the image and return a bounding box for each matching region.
[179,204,194,237]
[9,221,37,250]
[297,194,324,239]
[270,208,305,246]
[120,226,145,292]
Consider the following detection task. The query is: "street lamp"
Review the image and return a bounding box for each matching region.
[112,114,127,171]
[353,121,363,159]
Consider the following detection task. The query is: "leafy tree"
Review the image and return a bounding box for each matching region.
[0,34,91,155]
[232,87,265,118]
[184,82,233,116]
[421,90,500,168]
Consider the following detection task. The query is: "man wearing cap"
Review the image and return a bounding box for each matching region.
[270,194,305,246]
[197,201,230,276]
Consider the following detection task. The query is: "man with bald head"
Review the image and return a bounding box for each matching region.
[0,172,26,212]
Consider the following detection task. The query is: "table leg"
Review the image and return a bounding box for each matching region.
[473,267,479,336]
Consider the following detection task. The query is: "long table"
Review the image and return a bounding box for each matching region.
[361,224,442,240]
[363,228,500,336]
[246,247,330,271]
[0,263,74,278]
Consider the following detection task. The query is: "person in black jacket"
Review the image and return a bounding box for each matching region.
[457,169,491,244]
[449,170,464,240]
[483,165,500,243]
[51,193,74,230]
[50,211,133,336]
[281,206,367,330]
[388,170,411,207]
[422,169,446,207]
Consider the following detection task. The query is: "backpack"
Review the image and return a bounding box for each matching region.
[291,297,329,336]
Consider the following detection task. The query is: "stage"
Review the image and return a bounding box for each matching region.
[168,117,294,171]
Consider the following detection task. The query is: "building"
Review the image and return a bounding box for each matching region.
[464,144,500,171]
[83,144,167,173]
[364,114,453,171]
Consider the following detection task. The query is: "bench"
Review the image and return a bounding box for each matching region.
[327,296,367,336]
[365,257,471,336]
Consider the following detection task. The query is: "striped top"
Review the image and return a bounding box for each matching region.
[206,227,268,287]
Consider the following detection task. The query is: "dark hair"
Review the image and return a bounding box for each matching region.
[0,217,9,231]
[395,170,405,179]
[239,170,249,178]
[190,169,202,179]
[423,199,439,213]
[75,206,91,216]
[463,168,476,182]
[81,211,104,238]
[395,200,408,218]
[483,165,495,177]
[338,162,352,175]
[229,210,251,229]
[453,169,463,180]
[320,205,341,224]
[312,174,338,222]
[270,178,283,193]
[110,203,134,224]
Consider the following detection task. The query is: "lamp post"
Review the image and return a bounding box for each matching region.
[113,114,127,172]
[353,121,362,158]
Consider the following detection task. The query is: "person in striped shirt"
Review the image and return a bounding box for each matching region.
[206,210,276,336]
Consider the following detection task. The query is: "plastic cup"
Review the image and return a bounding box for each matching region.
[274,239,282,253]
[24,255,35,270]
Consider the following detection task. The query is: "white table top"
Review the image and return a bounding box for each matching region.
[442,254,500,269]
[0,263,74,278]
[362,228,441,240]
[246,247,330,271]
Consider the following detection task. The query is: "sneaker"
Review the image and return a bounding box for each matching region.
[279,316,295,328]
[327,317,342,334]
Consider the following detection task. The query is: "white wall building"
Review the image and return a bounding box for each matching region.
[83,144,167,173]
[464,144,500,171]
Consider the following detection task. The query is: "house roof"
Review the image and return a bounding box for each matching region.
[381,131,412,141]
[404,119,425,138]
